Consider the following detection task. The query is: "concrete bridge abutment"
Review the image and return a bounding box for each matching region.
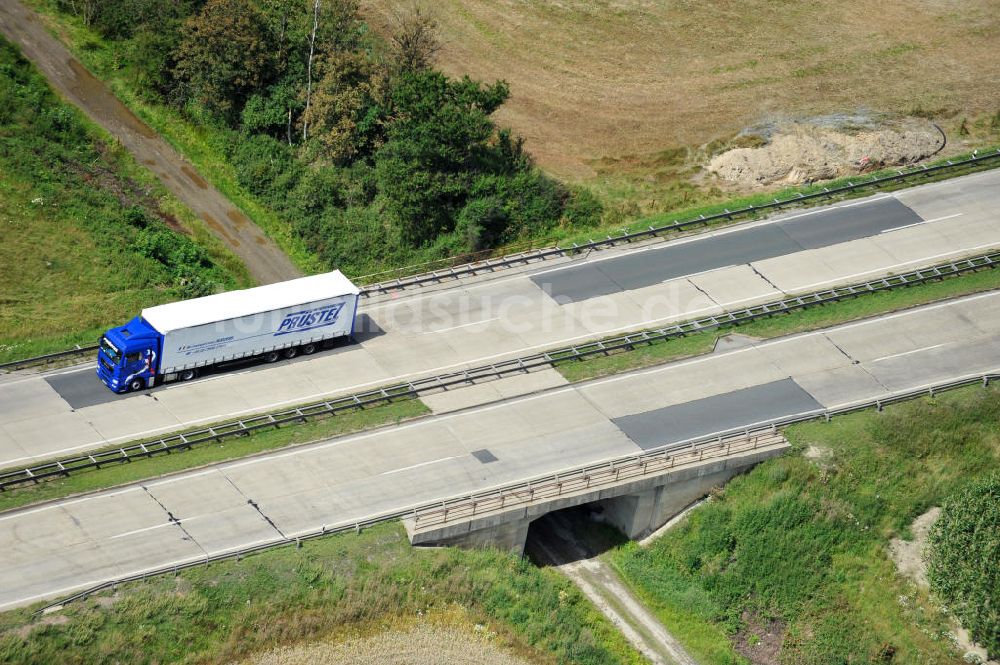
[404,434,789,553]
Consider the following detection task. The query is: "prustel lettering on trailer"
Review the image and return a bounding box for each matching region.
[275,303,346,336]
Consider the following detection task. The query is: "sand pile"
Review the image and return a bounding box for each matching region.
[708,115,944,187]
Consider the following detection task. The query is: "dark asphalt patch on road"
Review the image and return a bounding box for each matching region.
[532,197,923,302]
[611,378,823,450]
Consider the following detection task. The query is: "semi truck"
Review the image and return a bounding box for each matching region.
[97,271,360,393]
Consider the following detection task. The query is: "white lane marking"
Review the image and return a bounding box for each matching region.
[3,244,998,468]
[881,212,962,233]
[420,317,499,335]
[381,455,460,476]
[872,344,946,363]
[111,518,197,540]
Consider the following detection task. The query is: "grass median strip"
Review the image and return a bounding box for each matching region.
[0,398,427,513]
[556,263,1000,383]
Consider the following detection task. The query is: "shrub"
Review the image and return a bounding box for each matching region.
[927,474,1000,658]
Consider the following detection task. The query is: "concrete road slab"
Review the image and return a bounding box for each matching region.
[0,426,30,468]
[867,222,957,265]
[0,374,74,423]
[227,363,324,412]
[563,291,653,337]
[795,239,901,291]
[620,279,722,327]
[579,347,788,419]
[895,169,1000,220]
[152,378,255,425]
[612,378,823,449]
[866,337,1000,392]
[293,346,392,395]
[792,365,890,408]
[753,334,854,377]
[426,320,532,363]
[1,411,104,463]
[688,264,785,308]
[945,294,1000,336]
[77,396,182,444]
[751,250,843,293]
[422,370,567,414]
[930,214,1000,248]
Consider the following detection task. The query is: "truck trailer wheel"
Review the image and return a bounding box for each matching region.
[180,369,197,381]
[283,347,299,359]
[264,351,281,363]
[301,343,317,355]
[129,378,145,392]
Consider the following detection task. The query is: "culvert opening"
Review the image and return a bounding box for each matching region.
[524,504,628,566]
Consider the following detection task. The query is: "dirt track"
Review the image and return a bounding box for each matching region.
[0,0,301,285]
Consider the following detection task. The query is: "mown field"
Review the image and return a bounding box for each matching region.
[0,37,249,362]
[609,384,1000,664]
[0,521,641,665]
[366,0,1000,208]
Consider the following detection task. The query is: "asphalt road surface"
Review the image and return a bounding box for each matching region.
[532,197,923,301]
[0,169,998,467]
[0,0,301,284]
[1,292,998,610]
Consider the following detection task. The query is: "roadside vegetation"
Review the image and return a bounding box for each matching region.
[609,384,1000,663]
[0,36,249,364]
[927,474,1000,659]
[28,0,1000,287]
[29,0,602,279]
[0,521,641,665]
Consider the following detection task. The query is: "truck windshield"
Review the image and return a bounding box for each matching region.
[100,337,122,365]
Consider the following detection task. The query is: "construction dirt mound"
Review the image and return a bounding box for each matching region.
[708,115,945,187]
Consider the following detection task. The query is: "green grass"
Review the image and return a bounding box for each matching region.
[0,398,429,513]
[556,265,1000,382]
[0,36,250,364]
[0,521,642,665]
[607,384,1000,664]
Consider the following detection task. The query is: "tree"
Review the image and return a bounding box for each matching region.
[300,51,382,163]
[927,474,1000,658]
[386,5,441,75]
[374,71,509,246]
[173,0,276,120]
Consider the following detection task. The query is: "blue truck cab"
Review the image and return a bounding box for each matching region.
[97,316,161,394]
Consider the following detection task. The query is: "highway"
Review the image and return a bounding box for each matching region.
[0,168,998,468]
[1,291,999,610]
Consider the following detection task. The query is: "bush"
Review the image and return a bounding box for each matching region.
[927,474,1000,658]
[231,134,301,204]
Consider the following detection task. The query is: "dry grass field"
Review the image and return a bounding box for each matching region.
[365,0,1000,206]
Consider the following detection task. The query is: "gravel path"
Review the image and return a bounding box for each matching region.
[529,511,698,665]
[0,0,302,285]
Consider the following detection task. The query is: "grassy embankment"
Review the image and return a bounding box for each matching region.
[0,37,250,364]
[0,520,642,665]
[23,0,1000,283]
[608,384,1000,664]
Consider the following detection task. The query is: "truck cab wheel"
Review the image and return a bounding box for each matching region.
[283,347,299,359]
[180,369,197,381]
[129,378,145,392]
[301,343,317,355]
[264,351,281,363]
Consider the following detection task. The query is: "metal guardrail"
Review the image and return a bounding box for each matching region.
[36,369,1000,613]
[3,250,998,492]
[358,148,1000,294]
[5,148,999,374]
[0,344,98,373]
